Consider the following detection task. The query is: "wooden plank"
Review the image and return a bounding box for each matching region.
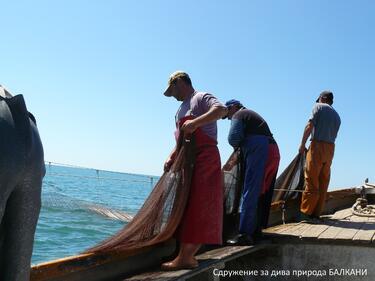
[279,223,310,236]
[196,246,252,260]
[368,218,375,243]
[334,218,366,241]
[317,221,344,240]
[124,245,266,281]
[263,223,300,236]
[263,224,291,234]
[300,221,332,239]
[31,241,176,281]
[353,223,374,243]
[290,223,315,237]
[125,269,191,281]
[352,217,375,243]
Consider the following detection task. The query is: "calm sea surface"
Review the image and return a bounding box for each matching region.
[32,164,156,265]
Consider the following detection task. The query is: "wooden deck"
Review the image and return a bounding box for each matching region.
[263,208,375,245]
[123,206,375,280]
[30,188,364,281]
[123,245,269,281]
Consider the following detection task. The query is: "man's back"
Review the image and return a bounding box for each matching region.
[310,103,341,143]
[232,108,273,137]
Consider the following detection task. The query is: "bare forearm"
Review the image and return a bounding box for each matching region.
[194,106,227,128]
[167,145,177,161]
[164,145,177,172]
[300,122,313,147]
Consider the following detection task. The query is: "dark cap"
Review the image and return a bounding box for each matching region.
[316,91,334,103]
[163,71,191,97]
[222,99,243,119]
[225,99,242,108]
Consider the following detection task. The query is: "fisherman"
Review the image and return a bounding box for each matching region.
[223,99,280,245]
[299,91,341,220]
[162,71,227,270]
[0,86,45,281]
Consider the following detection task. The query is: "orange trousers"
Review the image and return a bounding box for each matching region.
[300,140,335,216]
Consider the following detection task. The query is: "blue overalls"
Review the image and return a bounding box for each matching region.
[228,119,270,236]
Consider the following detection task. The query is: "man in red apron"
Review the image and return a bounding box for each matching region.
[162,71,227,270]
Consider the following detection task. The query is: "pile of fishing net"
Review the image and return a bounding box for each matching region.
[88,137,306,253]
[88,135,195,252]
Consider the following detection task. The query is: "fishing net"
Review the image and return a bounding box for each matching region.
[272,153,306,202]
[87,140,305,253]
[223,150,242,215]
[87,134,196,253]
[221,151,306,237]
[222,150,243,240]
[222,152,306,209]
[43,191,133,222]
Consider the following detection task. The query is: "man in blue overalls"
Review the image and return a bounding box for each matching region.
[223,99,280,245]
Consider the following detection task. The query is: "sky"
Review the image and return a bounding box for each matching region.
[1,0,374,190]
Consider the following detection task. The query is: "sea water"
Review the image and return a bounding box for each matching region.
[32,164,156,264]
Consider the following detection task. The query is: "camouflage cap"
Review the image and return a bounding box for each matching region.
[163,71,191,97]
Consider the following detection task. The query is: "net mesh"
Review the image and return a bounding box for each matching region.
[221,151,306,208]
[223,150,242,216]
[87,135,195,253]
[87,145,305,253]
[272,153,306,202]
[221,151,306,238]
[222,150,243,240]
[46,192,134,222]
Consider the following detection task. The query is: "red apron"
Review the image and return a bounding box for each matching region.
[261,143,280,194]
[176,116,223,244]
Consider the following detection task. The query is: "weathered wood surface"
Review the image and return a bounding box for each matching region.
[124,245,267,281]
[264,223,300,235]
[31,241,176,281]
[264,208,375,245]
[352,217,375,243]
[300,223,331,239]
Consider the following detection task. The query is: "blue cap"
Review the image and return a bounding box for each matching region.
[225,99,242,108]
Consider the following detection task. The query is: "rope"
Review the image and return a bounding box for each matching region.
[351,182,375,217]
[273,188,304,193]
[45,160,157,177]
[352,198,375,217]
[46,172,154,184]
[45,161,158,185]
